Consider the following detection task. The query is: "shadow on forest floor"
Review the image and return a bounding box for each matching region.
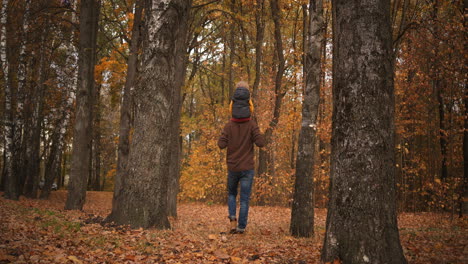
[0,190,466,263]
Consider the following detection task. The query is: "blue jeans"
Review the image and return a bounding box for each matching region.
[227,170,254,229]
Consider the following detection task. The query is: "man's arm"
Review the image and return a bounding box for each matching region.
[251,122,265,147]
[218,123,229,149]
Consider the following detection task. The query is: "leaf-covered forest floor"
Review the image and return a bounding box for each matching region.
[0,191,466,264]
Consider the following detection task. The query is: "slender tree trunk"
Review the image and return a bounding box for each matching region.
[257,0,286,179]
[107,0,191,229]
[321,1,406,263]
[461,83,467,216]
[0,0,17,200]
[167,2,190,217]
[14,0,31,196]
[228,0,236,99]
[24,23,49,198]
[40,109,69,199]
[252,0,265,103]
[436,80,449,180]
[290,0,323,238]
[113,0,143,212]
[65,0,100,210]
[93,84,102,191]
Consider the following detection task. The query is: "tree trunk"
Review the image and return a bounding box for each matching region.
[436,81,449,180]
[461,83,467,217]
[257,0,286,179]
[0,0,17,200]
[321,1,406,263]
[252,0,265,103]
[113,0,143,212]
[167,2,190,217]
[228,0,235,99]
[290,0,323,238]
[13,0,31,196]
[65,0,100,210]
[24,23,48,198]
[107,0,191,229]
[93,84,102,191]
[40,109,69,199]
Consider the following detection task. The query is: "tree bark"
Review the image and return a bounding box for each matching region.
[0,0,17,200]
[252,0,265,103]
[167,1,190,217]
[290,0,323,238]
[40,109,69,199]
[321,1,406,263]
[113,0,143,213]
[92,84,102,191]
[13,0,31,196]
[257,0,286,179]
[24,24,48,198]
[461,83,467,216]
[65,0,100,210]
[107,0,191,229]
[228,0,236,99]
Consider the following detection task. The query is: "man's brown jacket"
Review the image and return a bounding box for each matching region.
[218,120,265,172]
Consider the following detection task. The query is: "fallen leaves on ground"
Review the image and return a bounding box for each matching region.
[0,191,466,263]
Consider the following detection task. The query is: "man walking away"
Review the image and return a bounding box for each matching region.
[218,81,265,234]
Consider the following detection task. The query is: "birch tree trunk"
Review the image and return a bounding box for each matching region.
[321,0,406,263]
[290,0,323,238]
[0,0,17,200]
[107,0,191,229]
[65,0,100,210]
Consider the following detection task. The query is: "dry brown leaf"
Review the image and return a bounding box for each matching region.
[67,255,83,264]
[214,249,230,259]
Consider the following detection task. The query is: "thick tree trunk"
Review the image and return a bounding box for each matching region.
[113,0,143,211]
[0,0,17,200]
[107,0,191,229]
[65,0,100,210]
[321,1,406,263]
[290,0,323,238]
